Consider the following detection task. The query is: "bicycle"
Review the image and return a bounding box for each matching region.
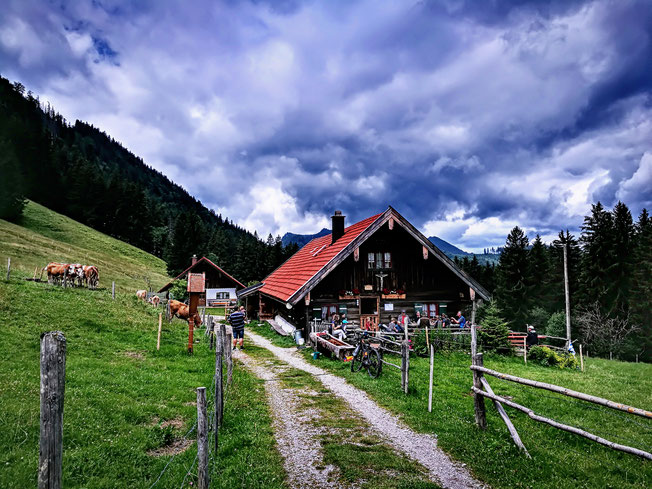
[350,331,382,378]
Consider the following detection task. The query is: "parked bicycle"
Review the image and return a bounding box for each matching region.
[350,331,382,378]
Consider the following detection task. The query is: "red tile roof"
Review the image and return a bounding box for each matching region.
[260,213,383,302]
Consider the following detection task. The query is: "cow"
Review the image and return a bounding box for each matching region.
[64,264,83,287]
[83,265,99,289]
[44,262,67,285]
[149,295,160,307]
[136,290,147,301]
[168,299,202,326]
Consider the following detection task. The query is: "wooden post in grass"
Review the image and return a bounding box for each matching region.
[428,344,434,412]
[479,377,530,457]
[471,321,477,357]
[39,331,66,489]
[33,267,38,279]
[523,337,527,364]
[196,387,208,489]
[225,330,233,386]
[6,257,10,280]
[209,317,215,351]
[111,281,115,299]
[156,313,162,351]
[471,353,487,430]
[401,340,409,394]
[579,344,584,372]
[216,325,224,428]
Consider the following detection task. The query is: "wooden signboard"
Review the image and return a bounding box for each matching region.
[188,272,206,293]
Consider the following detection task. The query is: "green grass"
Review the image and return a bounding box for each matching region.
[0,200,169,292]
[299,345,652,488]
[0,276,287,489]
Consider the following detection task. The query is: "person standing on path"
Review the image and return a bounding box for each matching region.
[229,305,246,350]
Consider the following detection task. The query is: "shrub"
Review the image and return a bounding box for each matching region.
[478,302,513,354]
[169,279,188,302]
[528,345,579,369]
[528,306,550,331]
[546,311,567,338]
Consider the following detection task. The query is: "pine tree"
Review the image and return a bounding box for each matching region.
[527,234,550,311]
[610,201,635,316]
[579,202,615,311]
[495,226,530,330]
[0,140,26,220]
[630,209,651,361]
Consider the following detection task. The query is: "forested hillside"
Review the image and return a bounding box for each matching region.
[0,76,298,282]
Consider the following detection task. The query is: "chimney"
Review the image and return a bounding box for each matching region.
[331,210,345,244]
[191,254,198,266]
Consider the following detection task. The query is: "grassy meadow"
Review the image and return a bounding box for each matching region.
[254,323,652,489]
[0,200,169,292]
[0,271,286,488]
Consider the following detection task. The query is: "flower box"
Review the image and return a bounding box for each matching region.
[381,293,406,300]
[339,295,359,300]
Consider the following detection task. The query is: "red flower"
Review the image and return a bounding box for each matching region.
[339,290,346,296]
[352,288,360,295]
[382,288,390,295]
[397,289,405,294]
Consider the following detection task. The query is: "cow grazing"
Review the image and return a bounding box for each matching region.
[168,299,202,326]
[136,290,147,301]
[44,262,67,285]
[83,265,99,289]
[149,295,160,307]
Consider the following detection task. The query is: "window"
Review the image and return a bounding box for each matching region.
[216,292,229,299]
[367,252,392,269]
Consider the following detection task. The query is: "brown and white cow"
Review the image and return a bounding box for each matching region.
[136,290,147,301]
[44,262,67,285]
[148,295,160,307]
[83,265,99,289]
[168,299,202,326]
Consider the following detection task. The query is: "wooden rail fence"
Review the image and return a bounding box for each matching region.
[470,353,652,460]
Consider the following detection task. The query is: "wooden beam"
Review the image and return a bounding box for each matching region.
[470,365,652,418]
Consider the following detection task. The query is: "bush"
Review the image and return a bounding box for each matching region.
[528,306,550,331]
[528,346,579,369]
[478,302,513,354]
[546,311,567,338]
[169,279,188,302]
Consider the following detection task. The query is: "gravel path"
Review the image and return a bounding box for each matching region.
[245,331,485,489]
[235,350,345,489]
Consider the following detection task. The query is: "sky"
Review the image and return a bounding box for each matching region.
[1,0,651,252]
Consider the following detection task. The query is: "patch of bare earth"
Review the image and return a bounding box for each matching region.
[147,438,194,457]
[245,331,485,489]
[122,350,145,360]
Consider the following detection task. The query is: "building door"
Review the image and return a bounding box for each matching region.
[360,297,379,331]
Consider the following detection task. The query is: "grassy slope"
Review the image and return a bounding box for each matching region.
[0,278,287,489]
[0,201,169,292]
[257,329,652,489]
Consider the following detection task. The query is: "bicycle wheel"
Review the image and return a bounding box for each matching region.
[367,348,382,378]
[351,348,364,372]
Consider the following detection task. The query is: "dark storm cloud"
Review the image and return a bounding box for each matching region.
[1,0,651,250]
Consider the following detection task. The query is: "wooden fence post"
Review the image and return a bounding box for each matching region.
[471,321,477,357]
[196,387,208,489]
[401,340,409,394]
[428,344,434,412]
[579,344,584,372]
[208,317,215,351]
[39,331,67,489]
[226,331,233,386]
[523,337,527,364]
[472,353,487,430]
[156,313,162,351]
[111,281,115,300]
[216,325,225,427]
[214,327,223,451]
[6,257,10,280]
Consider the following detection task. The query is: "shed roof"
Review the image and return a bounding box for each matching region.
[157,256,244,293]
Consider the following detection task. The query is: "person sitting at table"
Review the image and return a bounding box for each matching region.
[431,315,443,328]
[363,316,373,331]
[333,319,347,341]
[442,313,451,328]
